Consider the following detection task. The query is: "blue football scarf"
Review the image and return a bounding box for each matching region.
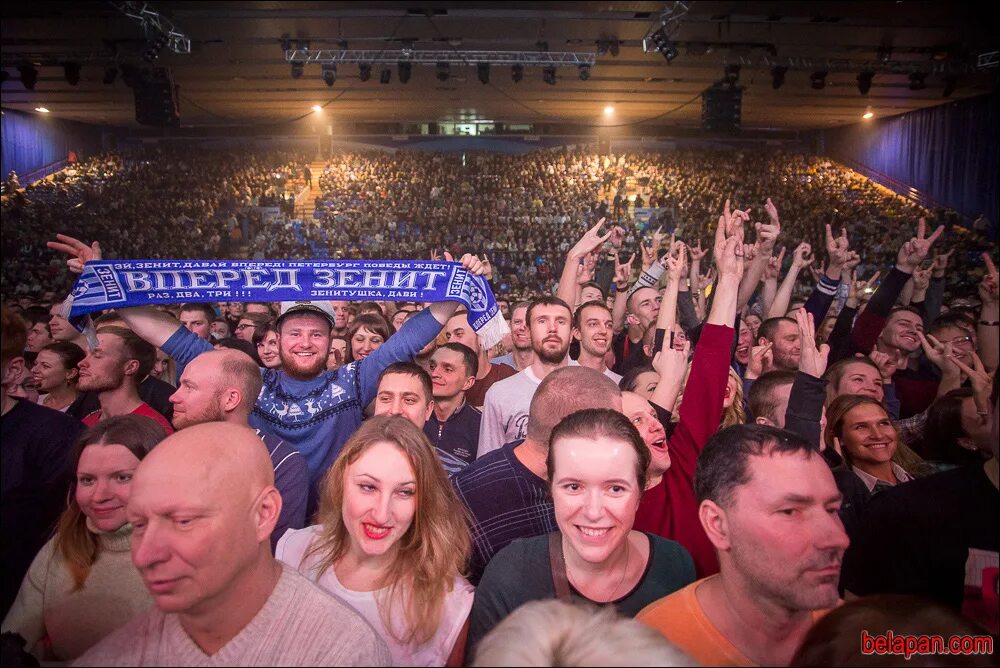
[64,259,509,349]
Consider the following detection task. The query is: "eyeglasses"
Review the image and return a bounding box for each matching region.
[945,335,975,347]
[235,324,254,331]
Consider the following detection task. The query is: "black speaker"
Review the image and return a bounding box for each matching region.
[133,67,180,127]
[701,83,742,132]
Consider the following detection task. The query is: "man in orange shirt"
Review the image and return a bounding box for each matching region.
[636,424,848,666]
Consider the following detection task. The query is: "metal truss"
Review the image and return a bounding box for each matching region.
[729,54,979,75]
[114,1,191,54]
[284,49,596,66]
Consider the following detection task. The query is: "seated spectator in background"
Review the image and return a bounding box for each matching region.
[168,349,308,551]
[373,363,435,429]
[74,422,391,666]
[790,594,996,667]
[468,409,695,656]
[841,392,998,635]
[78,327,173,434]
[327,334,348,371]
[31,340,86,414]
[757,317,801,373]
[445,309,516,409]
[638,425,849,667]
[234,312,270,343]
[329,300,351,336]
[478,297,574,457]
[571,301,622,383]
[347,313,391,363]
[472,600,692,667]
[277,417,474,666]
[454,366,622,585]
[178,303,215,341]
[1,415,166,662]
[252,322,281,370]
[1,308,83,619]
[425,343,482,476]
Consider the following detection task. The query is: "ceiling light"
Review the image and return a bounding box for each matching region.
[578,64,591,80]
[909,71,927,90]
[18,63,38,91]
[359,63,372,82]
[63,62,81,86]
[35,107,50,113]
[511,64,524,83]
[862,109,874,119]
[321,63,337,87]
[604,105,615,115]
[436,62,450,82]
[543,65,557,86]
[291,61,304,79]
[857,69,874,95]
[398,61,411,84]
[380,68,391,84]
[477,62,490,85]
[770,65,787,90]
[810,71,828,90]
[312,105,322,113]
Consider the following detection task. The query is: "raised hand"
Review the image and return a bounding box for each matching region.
[867,349,898,382]
[719,198,751,242]
[931,248,954,278]
[569,218,612,260]
[458,253,484,275]
[430,249,441,262]
[791,242,814,269]
[917,332,956,373]
[896,217,944,272]
[794,308,829,378]
[825,224,852,268]
[652,339,691,394]
[609,226,626,249]
[848,270,881,304]
[745,340,773,380]
[764,197,779,225]
[664,241,687,282]
[688,239,708,263]
[47,234,102,274]
[640,237,658,271]
[763,247,786,282]
[481,253,494,281]
[911,264,932,293]
[716,234,746,280]
[979,253,999,305]
[614,253,636,290]
[950,351,995,398]
[651,226,667,250]
[576,252,598,284]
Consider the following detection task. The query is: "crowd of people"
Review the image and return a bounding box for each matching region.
[1,145,998,667]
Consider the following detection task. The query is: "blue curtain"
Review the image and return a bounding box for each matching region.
[1,109,103,181]
[821,91,999,229]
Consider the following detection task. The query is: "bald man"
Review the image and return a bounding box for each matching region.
[75,423,389,666]
[168,349,308,550]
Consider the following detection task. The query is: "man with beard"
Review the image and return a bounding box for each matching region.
[756,317,801,373]
[168,349,308,551]
[492,301,533,371]
[78,327,174,434]
[571,300,622,383]
[477,296,573,458]
[637,425,849,666]
[49,234,484,511]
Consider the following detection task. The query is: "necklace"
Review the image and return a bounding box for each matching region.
[564,534,631,604]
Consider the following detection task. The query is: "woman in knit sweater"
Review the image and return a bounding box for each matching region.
[1,414,167,662]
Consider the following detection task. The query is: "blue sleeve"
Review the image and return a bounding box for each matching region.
[883,381,901,420]
[804,275,840,330]
[271,448,309,552]
[358,308,442,406]
[160,326,214,379]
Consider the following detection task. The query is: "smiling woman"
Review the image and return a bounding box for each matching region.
[1,415,167,662]
[465,409,696,659]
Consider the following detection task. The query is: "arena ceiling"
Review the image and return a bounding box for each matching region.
[1,1,996,131]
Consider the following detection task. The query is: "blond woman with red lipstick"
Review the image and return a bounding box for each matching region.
[276,416,474,666]
[2,415,166,662]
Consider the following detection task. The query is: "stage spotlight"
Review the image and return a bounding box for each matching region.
[321,63,337,87]
[380,68,391,84]
[63,62,81,86]
[909,71,927,90]
[436,62,450,82]
[18,63,38,91]
[511,64,524,83]
[359,63,372,81]
[645,26,678,63]
[770,65,787,90]
[143,33,169,63]
[398,61,411,83]
[291,61,304,79]
[103,66,118,85]
[942,75,958,98]
[810,70,828,90]
[543,65,557,85]
[857,69,874,95]
[477,62,490,85]
[578,64,591,80]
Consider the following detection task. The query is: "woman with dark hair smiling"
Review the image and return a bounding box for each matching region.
[347,313,392,362]
[1,415,167,662]
[466,408,695,658]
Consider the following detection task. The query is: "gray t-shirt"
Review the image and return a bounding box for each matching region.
[73,564,390,667]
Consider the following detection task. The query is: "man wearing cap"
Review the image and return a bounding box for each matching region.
[61,248,486,512]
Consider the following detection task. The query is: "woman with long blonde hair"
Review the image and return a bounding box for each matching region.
[276,415,474,666]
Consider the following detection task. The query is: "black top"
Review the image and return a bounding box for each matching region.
[841,464,999,631]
